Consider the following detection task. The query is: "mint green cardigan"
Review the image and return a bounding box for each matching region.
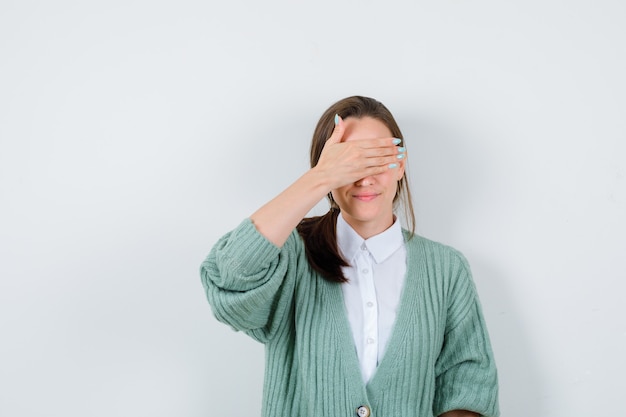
[201,219,499,417]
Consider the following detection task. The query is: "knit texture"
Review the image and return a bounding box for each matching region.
[201,219,499,417]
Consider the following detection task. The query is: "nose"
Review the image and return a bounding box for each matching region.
[356,176,374,187]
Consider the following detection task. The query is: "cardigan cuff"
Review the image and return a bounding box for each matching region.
[204,218,284,291]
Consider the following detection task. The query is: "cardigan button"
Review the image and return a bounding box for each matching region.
[356,405,371,417]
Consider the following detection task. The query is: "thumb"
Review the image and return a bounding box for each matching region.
[325,114,345,144]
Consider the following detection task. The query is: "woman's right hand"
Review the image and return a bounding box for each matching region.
[313,116,403,190]
[249,116,403,247]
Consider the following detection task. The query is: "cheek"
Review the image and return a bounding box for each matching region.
[383,176,401,198]
[377,171,398,187]
[331,186,353,206]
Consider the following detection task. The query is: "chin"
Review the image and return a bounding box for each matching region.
[344,209,386,224]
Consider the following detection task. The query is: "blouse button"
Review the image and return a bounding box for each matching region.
[356,405,371,417]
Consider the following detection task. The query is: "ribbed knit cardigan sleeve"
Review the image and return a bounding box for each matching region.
[200,219,299,344]
[432,250,499,417]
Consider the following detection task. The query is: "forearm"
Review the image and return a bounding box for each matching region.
[250,168,330,247]
[439,411,479,417]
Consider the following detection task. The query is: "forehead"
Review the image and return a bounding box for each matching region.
[342,116,392,141]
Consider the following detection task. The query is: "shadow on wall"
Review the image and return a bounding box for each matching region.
[402,114,484,238]
[473,258,544,416]
[403,115,544,416]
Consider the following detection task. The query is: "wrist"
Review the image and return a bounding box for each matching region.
[304,166,334,195]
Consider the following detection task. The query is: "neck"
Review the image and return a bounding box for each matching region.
[342,213,395,240]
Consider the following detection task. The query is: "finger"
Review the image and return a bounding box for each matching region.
[359,146,403,159]
[357,137,403,149]
[360,163,399,178]
[325,114,345,144]
[357,140,406,158]
[364,154,406,169]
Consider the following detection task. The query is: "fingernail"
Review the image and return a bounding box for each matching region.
[396,154,405,159]
[398,147,406,153]
[334,114,340,125]
[389,163,398,169]
[392,138,402,145]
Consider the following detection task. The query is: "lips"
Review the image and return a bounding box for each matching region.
[353,193,379,202]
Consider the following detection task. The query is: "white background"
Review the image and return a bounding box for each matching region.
[1,1,625,416]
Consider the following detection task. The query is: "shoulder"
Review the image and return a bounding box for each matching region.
[403,230,469,269]
[402,231,476,297]
[403,232,479,321]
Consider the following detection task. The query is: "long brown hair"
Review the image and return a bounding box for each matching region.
[296,96,416,283]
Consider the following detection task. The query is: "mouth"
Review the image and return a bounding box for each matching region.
[353,193,380,202]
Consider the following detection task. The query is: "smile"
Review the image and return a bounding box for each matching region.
[353,193,379,202]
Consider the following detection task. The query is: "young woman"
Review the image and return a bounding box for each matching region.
[201,96,499,417]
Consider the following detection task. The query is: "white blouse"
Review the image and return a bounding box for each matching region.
[336,213,407,383]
